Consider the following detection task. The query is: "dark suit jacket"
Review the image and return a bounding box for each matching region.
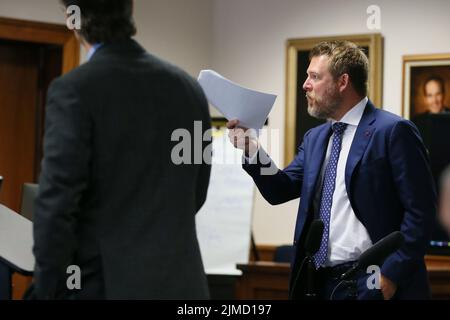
[243,101,436,299]
[32,39,211,299]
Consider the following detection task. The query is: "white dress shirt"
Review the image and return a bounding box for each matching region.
[314,97,372,267]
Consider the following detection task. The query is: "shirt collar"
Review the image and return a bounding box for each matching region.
[331,96,368,127]
[87,43,103,61]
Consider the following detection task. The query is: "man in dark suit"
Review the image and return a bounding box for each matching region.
[31,0,211,299]
[228,41,436,299]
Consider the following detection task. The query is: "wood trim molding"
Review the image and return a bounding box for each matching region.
[0,17,80,74]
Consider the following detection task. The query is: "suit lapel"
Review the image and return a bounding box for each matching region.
[345,101,377,195]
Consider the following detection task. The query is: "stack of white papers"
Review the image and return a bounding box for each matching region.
[198,70,277,130]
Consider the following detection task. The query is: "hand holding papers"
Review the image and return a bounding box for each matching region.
[198,70,276,130]
[226,119,259,158]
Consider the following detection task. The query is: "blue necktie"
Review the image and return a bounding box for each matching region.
[314,122,348,268]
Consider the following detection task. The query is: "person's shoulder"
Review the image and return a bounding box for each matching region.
[367,106,422,139]
[52,62,93,84]
[61,51,189,81]
[373,107,412,128]
[44,66,84,96]
[141,51,203,94]
[51,48,201,97]
[48,60,104,92]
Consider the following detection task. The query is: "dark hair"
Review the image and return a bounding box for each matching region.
[424,76,445,95]
[61,0,136,43]
[309,41,369,97]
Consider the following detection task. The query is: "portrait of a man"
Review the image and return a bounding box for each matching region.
[403,56,450,257]
[403,58,450,157]
[412,75,450,139]
[410,76,450,180]
[421,76,450,115]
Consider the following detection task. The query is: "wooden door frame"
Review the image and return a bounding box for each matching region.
[0,17,80,182]
[0,17,80,74]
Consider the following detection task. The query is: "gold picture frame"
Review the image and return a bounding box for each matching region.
[402,53,450,120]
[284,33,383,166]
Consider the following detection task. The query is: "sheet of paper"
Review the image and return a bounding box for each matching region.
[198,70,276,130]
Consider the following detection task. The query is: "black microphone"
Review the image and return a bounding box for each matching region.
[304,219,324,256]
[304,219,324,299]
[340,231,404,281]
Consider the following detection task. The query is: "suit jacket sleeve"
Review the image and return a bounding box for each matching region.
[33,78,92,299]
[242,130,310,205]
[381,120,436,286]
[194,82,211,212]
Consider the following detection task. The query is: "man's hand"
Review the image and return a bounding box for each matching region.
[380,274,397,300]
[226,119,259,158]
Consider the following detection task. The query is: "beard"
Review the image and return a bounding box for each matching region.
[307,84,342,120]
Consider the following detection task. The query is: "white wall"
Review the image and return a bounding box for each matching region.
[133,0,212,76]
[0,0,212,76]
[211,0,450,245]
[0,0,63,24]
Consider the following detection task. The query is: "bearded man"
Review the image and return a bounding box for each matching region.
[227,41,436,300]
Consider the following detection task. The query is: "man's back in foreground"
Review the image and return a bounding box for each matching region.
[32,0,211,300]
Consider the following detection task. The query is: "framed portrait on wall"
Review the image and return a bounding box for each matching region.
[401,53,450,184]
[402,54,450,255]
[402,53,450,120]
[284,33,383,165]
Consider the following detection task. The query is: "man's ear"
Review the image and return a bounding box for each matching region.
[338,73,350,93]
